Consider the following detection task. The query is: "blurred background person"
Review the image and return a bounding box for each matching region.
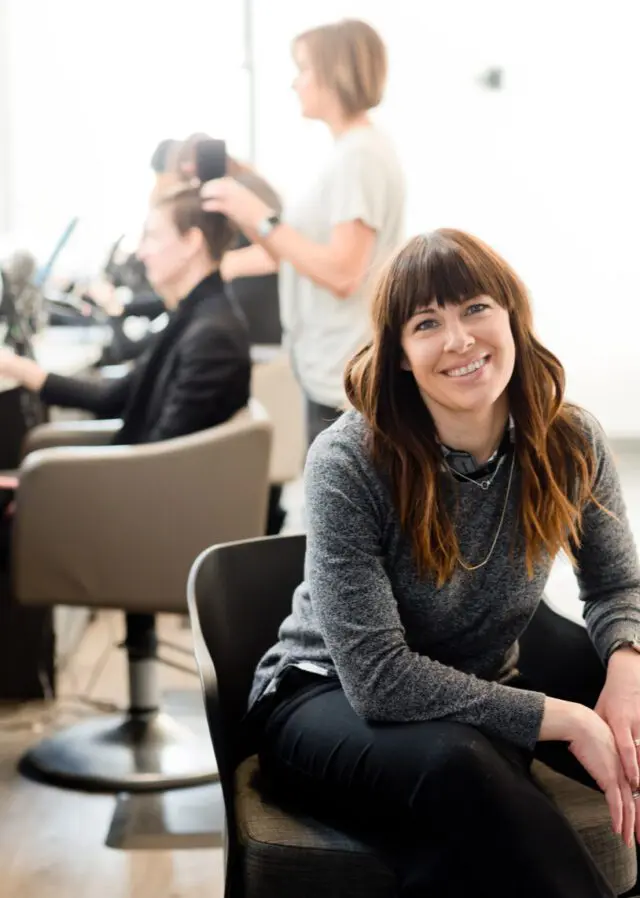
[0,184,250,461]
[200,18,406,447]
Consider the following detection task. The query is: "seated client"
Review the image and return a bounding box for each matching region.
[248,229,640,898]
[0,185,251,446]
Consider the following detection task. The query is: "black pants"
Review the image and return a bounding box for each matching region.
[266,485,286,535]
[257,666,615,898]
[305,398,343,450]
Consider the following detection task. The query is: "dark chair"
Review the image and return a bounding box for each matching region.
[187,535,636,898]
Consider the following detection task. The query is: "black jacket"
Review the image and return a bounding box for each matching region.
[40,272,251,445]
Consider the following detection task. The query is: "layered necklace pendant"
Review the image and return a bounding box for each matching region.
[456,451,516,572]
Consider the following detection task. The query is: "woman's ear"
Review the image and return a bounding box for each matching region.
[400,354,411,372]
[184,226,205,257]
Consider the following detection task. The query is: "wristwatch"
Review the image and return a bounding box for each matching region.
[256,212,281,240]
[608,639,640,661]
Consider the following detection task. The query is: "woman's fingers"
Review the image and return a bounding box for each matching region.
[606,782,623,838]
[616,727,640,790]
[200,177,230,200]
[200,178,228,215]
[619,776,636,846]
[202,200,224,214]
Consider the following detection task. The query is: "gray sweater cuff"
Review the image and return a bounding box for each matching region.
[485,685,546,750]
[594,621,640,665]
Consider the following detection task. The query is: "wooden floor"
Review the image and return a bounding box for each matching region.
[0,612,225,898]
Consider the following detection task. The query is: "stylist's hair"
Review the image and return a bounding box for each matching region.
[345,229,600,586]
[294,19,387,116]
[153,185,237,263]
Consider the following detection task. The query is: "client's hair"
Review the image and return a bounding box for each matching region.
[150,138,179,174]
[153,185,237,263]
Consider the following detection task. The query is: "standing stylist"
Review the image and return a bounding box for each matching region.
[202,19,406,446]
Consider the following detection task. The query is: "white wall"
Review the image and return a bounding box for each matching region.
[1,0,250,274]
[0,0,12,233]
[252,1,640,437]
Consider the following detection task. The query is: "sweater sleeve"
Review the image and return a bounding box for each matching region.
[304,430,546,750]
[576,413,640,662]
[40,368,134,418]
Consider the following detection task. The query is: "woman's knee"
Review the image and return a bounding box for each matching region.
[409,724,522,807]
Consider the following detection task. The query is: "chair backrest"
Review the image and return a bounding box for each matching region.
[15,402,273,614]
[251,353,305,485]
[187,534,306,832]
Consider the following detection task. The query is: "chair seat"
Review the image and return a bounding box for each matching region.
[532,760,636,894]
[235,755,636,897]
[236,756,396,897]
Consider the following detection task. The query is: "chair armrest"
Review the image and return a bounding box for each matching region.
[22,419,122,455]
[14,408,272,613]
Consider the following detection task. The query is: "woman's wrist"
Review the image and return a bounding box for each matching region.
[539,695,592,743]
[608,645,640,667]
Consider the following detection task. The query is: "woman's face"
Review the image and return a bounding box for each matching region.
[137,206,196,301]
[400,295,516,418]
[292,41,330,120]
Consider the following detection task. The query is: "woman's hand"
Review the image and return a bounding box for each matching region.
[596,647,640,797]
[0,348,47,392]
[568,705,637,845]
[200,177,272,234]
[541,695,637,844]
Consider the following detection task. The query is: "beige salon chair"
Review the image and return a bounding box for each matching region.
[251,350,305,488]
[13,401,272,793]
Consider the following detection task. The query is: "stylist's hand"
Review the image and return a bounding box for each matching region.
[200,177,271,233]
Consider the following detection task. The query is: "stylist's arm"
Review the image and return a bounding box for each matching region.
[201,176,374,300]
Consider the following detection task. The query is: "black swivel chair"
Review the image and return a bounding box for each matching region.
[186,535,636,898]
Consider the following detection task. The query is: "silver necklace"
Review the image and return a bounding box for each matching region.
[457,451,516,572]
[444,451,507,491]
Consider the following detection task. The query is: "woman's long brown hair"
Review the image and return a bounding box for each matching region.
[345,230,598,586]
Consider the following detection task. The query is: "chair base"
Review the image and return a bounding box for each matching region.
[20,710,218,793]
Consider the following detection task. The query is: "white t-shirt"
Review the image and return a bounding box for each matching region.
[279,125,405,408]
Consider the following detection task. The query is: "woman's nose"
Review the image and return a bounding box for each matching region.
[443,320,475,354]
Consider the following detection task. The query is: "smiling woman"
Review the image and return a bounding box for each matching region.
[247,227,640,898]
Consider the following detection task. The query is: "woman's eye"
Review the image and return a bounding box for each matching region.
[467,303,489,315]
[415,318,437,332]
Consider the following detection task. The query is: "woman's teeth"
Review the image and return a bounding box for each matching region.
[445,357,488,378]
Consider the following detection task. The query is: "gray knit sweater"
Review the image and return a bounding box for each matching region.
[250,409,640,749]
